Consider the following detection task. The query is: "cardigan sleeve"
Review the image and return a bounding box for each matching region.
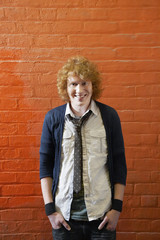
[39,112,55,179]
[111,110,127,186]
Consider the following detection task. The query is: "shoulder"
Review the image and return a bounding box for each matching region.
[95,101,118,117]
[46,104,66,116]
[44,104,67,124]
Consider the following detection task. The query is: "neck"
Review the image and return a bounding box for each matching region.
[70,102,91,117]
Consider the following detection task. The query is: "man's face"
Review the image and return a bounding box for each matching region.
[67,74,93,110]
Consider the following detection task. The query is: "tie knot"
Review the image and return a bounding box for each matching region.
[66,110,92,128]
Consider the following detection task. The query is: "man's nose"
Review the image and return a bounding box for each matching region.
[76,84,83,93]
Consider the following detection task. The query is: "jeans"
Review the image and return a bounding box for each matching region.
[52,219,116,240]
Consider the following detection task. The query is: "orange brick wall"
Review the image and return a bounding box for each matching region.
[0,0,160,239]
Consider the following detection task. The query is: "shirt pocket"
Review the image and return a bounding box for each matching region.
[88,129,107,154]
[62,130,74,155]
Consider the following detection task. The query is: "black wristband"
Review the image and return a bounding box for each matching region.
[45,202,55,216]
[112,199,123,212]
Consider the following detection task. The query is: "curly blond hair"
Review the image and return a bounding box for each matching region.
[57,56,102,102]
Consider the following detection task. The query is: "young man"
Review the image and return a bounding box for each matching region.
[40,56,127,240]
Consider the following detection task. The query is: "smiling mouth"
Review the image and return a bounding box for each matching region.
[75,94,87,99]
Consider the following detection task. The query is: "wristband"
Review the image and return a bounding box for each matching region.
[45,202,55,216]
[112,199,123,212]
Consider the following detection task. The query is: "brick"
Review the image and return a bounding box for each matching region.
[126,147,159,159]
[24,47,116,61]
[107,98,152,111]
[136,85,160,97]
[14,220,50,233]
[1,184,41,196]
[0,72,23,86]
[32,62,61,74]
[0,123,18,135]
[15,21,83,34]
[117,0,160,7]
[122,122,160,134]
[108,8,160,21]
[16,172,39,183]
[141,196,158,207]
[125,184,134,195]
[118,207,134,219]
[17,123,43,135]
[0,221,17,233]
[134,110,160,122]
[0,0,83,7]
[36,233,52,240]
[124,195,141,208]
[0,149,19,160]
[102,85,135,98]
[68,34,160,47]
[84,21,117,34]
[116,47,152,59]
[6,34,34,48]
[99,60,160,73]
[151,172,160,182]
[17,73,41,86]
[0,136,8,147]
[4,7,26,21]
[135,33,160,46]
[0,172,16,183]
[0,21,16,34]
[137,233,160,240]
[118,21,160,34]
[0,48,21,60]
[133,208,160,219]
[0,111,45,123]
[118,219,151,232]
[34,85,59,97]
[127,171,151,183]
[18,98,52,110]
[0,7,4,20]
[151,220,160,232]
[151,98,160,109]
[134,159,160,171]
[151,47,160,59]
[117,110,134,122]
[2,234,36,240]
[18,147,40,159]
[0,197,9,209]
[106,72,160,86]
[0,98,17,110]
[40,8,56,21]
[15,21,53,34]
[2,160,39,172]
[25,8,41,21]
[84,0,117,7]
[134,183,160,195]
[32,208,47,221]
[8,196,43,208]
[34,34,68,48]
[0,34,7,47]
[0,86,33,98]
[125,134,158,147]
[1,209,33,221]
[57,8,109,21]
[117,232,136,240]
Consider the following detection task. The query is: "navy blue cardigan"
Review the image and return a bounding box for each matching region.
[40,101,127,204]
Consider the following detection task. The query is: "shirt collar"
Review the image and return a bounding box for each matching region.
[65,100,99,117]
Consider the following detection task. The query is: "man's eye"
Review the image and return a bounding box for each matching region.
[82,82,87,86]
